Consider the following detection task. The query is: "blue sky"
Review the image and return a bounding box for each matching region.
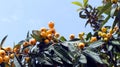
[0,0,101,47]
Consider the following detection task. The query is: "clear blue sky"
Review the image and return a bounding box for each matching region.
[0,0,101,47]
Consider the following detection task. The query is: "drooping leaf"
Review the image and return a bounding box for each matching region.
[100,15,110,28]
[14,54,23,67]
[83,0,88,7]
[26,31,29,38]
[98,2,112,17]
[110,4,117,17]
[83,50,103,64]
[112,17,118,29]
[72,1,83,7]
[110,40,120,45]
[89,40,104,48]
[79,54,87,64]
[0,35,8,48]
[53,45,72,64]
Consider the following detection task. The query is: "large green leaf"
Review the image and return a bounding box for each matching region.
[53,45,72,64]
[89,40,104,48]
[110,40,120,45]
[31,30,42,42]
[79,54,87,64]
[83,50,103,64]
[72,1,83,7]
[98,2,112,17]
[83,0,88,7]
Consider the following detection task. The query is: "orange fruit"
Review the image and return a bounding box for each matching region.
[23,48,29,54]
[69,34,75,40]
[48,21,54,29]
[13,48,19,53]
[47,34,52,40]
[104,37,108,41]
[4,47,12,52]
[23,41,29,47]
[44,39,50,44]
[90,37,97,43]
[40,27,47,32]
[101,33,107,38]
[101,27,107,33]
[0,50,6,58]
[0,56,3,64]
[98,31,102,36]
[29,38,36,45]
[114,26,119,31]
[3,56,9,63]
[77,43,85,49]
[111,0,118,3]
[46,30,52,35]
[79,32,85,37]
[10,53,14,59]
[25,57,30,63]
[109,29,114,34]
[106,33,112,38]
[40,31,47,38]
[50,28,56,34]
[55,32,60,38]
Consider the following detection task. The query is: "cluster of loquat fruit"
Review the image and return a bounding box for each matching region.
[12,22,61,65]
[0,47,15,66]
[39,21,60,45]
[98,26,119,41]
[13,38,37,64]
[69,32,85,49]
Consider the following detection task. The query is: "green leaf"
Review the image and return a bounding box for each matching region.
[79,54,87,64]
[112,17,118,29]
[26,31,29,38]
[14,54,23,67]
[111,40,120,45]
[83,0,88,7]
[98,2,112,17]
[97,6,111,15]
[83,50,103,64]
[100,15,110,28]
[72,1,82,7]
[53,45,72,64]
[86,32,92,41]
[0,35,8,48]
[59,36,67,42]
[89,40,104,48]
[110,4,117,17]
[108,45,113,51]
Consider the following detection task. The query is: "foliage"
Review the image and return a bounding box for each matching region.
[0,0,120,67]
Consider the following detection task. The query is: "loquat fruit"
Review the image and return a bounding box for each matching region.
[3,56,9,63]
[29,38,36,45]
[44,39,50,44]
[55,32,60,38]
[0,50,6,58]
[48,21,54,29]
[69,34,75,40]
[0,56,3,64]
[77,43,85,49]
[23,41,29,47]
